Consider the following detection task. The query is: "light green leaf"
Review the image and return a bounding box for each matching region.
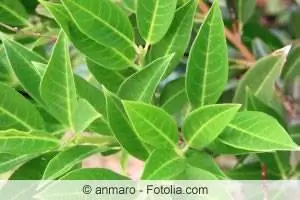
[176,165,218,180]
[74,76,111,135]
[42,145,102,180]
[148,0,196,73]
[2,37,47,104]
[118,54,174,103]
[0,0,29,26]
[142,149,185,180]
[218,111,298,151]
[238,0,256,27]
[123,101,178,148]
[186,0,228,108]
[40,32,77,129]
[43,2,135,70]
[104,90,149,160]
[123,0,137,13]
[0,131,60,155]
[61,168,129,180]
[137,0,177,44]
[208,138,254,155]
[0,83,44,131]
[245,88,286,127]
[0,154,34,174]
[233,47,289,104]
[73,99,101,133]
[61,0,136,60]
[281,45,300,86]
[183,104,241,149]
[87,59,133,92]
[185,150,226,179]
[159,77,188,115]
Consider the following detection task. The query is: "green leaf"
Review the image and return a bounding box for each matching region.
[281,45,300,86]
[176,165,218,180]
[233,47,289,104]
[185,150,226,179]
[0,131,60,155]
[61,168,128,180]
[2,37,47,104]
[142,149,185,180]
[43,2,135,70]
[123,101,178,149]
[123,0,137,13]
[87,59,132,92]
[238,0,256,27]
[148,0,196,73]
[118,54,174,103]
[182,104,241,149]
[0,154,34,174]
[137,0,177,44]
[0,83,44,131]
[74,76,111,135]
[42,145,102,180]
[104,90,149,160]
[73,99,101,133]
[40,32,77,129]
[245,88,286,127]
[218,111,298,151]
[61,0,136,60]
[257,151,290,178]
[0,0,29,26]
[186,0,228,108]
[159,77,188,115]
[208,138,254,155]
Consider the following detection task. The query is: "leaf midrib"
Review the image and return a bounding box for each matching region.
[0,3,29,25]
[161,88,185,109]
[146,0,160,43]
[186,106,236,147]
[226,123,296,149]
[144,157,181,179]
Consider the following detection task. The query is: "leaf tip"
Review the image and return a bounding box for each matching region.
[273,45,292,57]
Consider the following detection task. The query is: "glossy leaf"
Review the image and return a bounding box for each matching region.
[218,111,298,151]
[42,145,102,180]
[0,83,44,131]
[186,0,228,108]
[183,104,241,149]
[185,150,226,178]
[0,0,29,26]
[105,90,149,160]
[61,0,136,60]
[245,88,286,126]
[73,99,101,133]
[148,0,196,73]
[118,54,173,103]
[87,59,132,92]
[234,46,289,104]
[0,131,59,155]
[281,45,300,86]
[43,1,135,70]
[61,168,129,180]
[123,101,178,148]
[0,154,34,174]
[137,0,177,44]
[176,165,218,180]
[74,76,111,135]
[2,37,47,104]
[159,77,188,115]
[142,149,185,180]
[40,32,77,129]
[238,0,256,27]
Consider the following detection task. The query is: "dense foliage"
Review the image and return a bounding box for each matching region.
[1,0,300,182]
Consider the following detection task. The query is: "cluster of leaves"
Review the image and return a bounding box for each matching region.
[1,0,300,182]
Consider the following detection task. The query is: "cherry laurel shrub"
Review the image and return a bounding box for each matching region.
[0,0,300,182]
